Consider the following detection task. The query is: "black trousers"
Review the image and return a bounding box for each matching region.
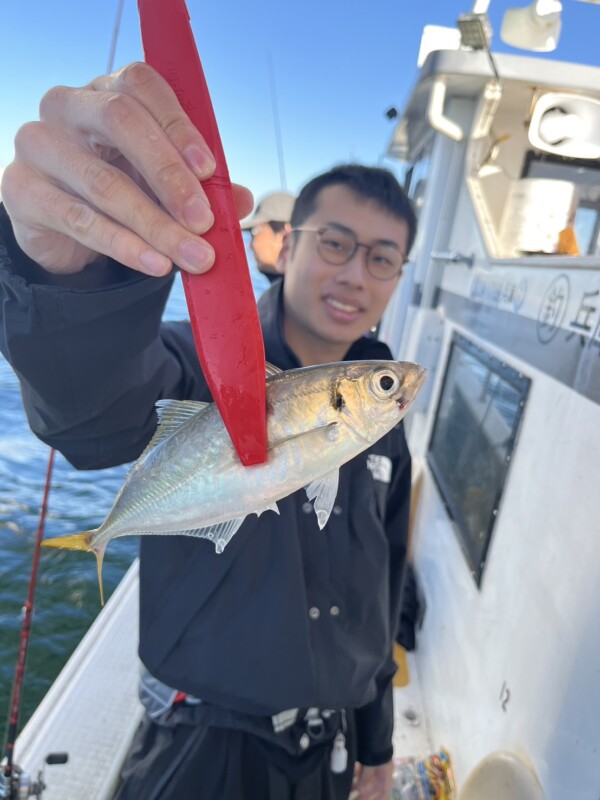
[113,712,356,800]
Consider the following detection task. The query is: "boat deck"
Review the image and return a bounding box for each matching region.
[15,562,143,800]
[392,647,432,760]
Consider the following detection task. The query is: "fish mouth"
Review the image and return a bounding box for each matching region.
[395,366,428,412]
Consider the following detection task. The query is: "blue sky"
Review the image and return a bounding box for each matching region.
[1,1,598,204]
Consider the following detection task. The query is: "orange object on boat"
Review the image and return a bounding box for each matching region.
[139,0,267,466]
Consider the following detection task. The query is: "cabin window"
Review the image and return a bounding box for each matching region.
[522,152,600,256]
[427,334,530,586]
[465,96,600,259]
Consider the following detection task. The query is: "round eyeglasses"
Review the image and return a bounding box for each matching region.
[291,226,407,281]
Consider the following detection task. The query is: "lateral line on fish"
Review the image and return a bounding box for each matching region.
[122,421,340,527]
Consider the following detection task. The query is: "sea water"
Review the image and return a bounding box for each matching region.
[0,262,270,747]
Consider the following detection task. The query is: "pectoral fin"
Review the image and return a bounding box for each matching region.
[305,470,340,530]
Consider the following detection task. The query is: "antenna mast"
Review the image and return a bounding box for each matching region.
[267,52,287,191]
[107,0,126,73]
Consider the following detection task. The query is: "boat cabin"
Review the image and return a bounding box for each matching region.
[380,16,600,800]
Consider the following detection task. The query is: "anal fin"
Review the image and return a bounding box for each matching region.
[176,517,246,554]
[257,501,280,517]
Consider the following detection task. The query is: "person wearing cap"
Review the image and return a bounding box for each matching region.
[241,191,295,282]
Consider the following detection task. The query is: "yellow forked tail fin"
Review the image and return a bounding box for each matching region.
[42,533,107,606]
[42,533,93,552]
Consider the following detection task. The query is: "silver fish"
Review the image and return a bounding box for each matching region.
[43,360,426,601]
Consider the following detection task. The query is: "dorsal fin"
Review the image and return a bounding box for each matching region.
[266,362,283,378]
[156,399,210,426]
[139,400,211,459]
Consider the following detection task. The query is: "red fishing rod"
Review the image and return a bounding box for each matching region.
[1,448,67,799]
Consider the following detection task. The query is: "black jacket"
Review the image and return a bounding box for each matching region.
[0,205,411,766]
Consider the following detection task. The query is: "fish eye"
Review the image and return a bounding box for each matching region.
[371,370,400,397]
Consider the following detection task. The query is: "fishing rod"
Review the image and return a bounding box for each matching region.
[0,449,67,800]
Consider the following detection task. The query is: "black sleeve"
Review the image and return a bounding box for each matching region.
[0,204,205,470]
[354,426,412,765]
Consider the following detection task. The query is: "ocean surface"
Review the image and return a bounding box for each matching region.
[0,260,270,750]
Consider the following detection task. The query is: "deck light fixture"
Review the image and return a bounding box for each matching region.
[500,0,562,51]
[457,12,493,50]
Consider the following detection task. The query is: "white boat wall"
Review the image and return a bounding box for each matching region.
[379,4,600,798]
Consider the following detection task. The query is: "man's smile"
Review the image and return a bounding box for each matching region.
[324,295,364,321]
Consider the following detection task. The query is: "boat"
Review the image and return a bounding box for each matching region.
[378,1,600,797]
[5,1,600,797]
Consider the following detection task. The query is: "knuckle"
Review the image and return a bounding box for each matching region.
[118,196,154,240]
[13,121,45,155]
[118,61,155,93]
[129,197,156,229]
[102,225,144,270]
[155,161,189,197]
[117,63,190,139]
[128,200,174,247]
[161,113,188,139]
[64,201,96,235]
[39,85,70,119]
[101,93,136,129]
[0,164,19,207]
[83,161,121,202]
[101,223,124,255]
[1,163,50,223]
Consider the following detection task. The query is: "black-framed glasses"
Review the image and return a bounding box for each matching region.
[291,226,407,281]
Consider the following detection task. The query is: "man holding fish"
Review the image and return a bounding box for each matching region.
[0,62,421,800]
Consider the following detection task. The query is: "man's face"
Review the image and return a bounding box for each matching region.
[278,184,408,365]
[249,223,287,276]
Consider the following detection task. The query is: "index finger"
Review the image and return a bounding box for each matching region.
[89,62,216,180]
[41,65,216,238]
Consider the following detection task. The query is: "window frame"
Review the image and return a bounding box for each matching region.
[427,334,531,586]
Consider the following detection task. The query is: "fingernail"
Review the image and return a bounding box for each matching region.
[183,195,214,231]
[139,250,172,276]
[184,144,216,177]
[179,239,213,272]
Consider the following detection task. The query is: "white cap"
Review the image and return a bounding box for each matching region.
[240,192,295,230]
